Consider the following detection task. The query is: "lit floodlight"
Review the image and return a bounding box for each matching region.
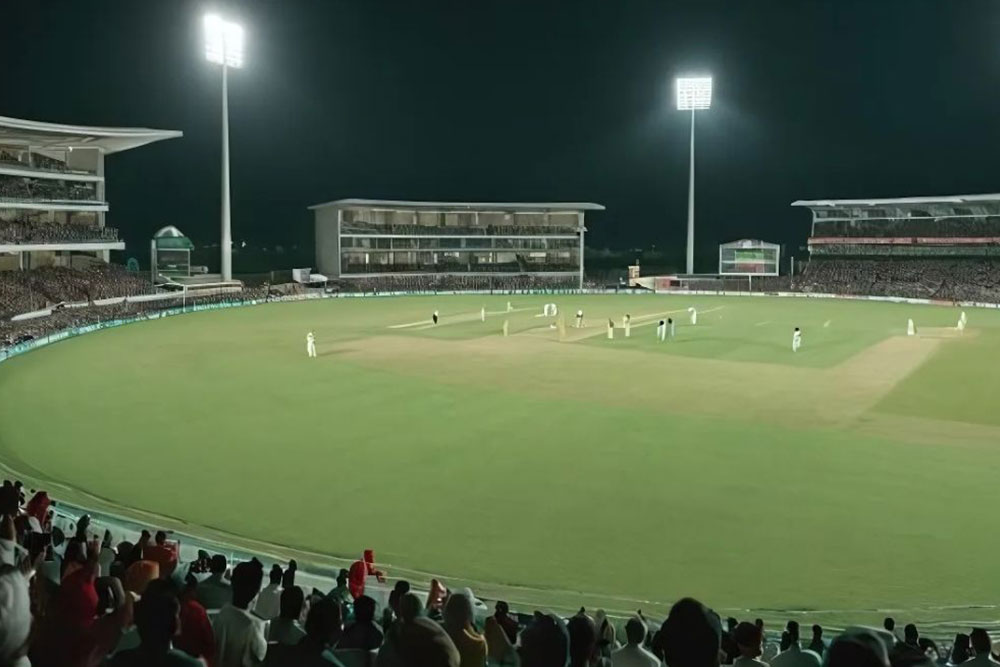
[204,14,244,68]
[676,76,712,111]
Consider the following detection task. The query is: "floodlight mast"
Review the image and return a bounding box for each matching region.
[675,76,712,274]
[204,14,244,282]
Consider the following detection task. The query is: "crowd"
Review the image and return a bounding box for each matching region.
[0,266,154,320]
[0,220,118,245]
[795,258,1000,302]
[0,149,79,174]
[330,274,580,294]
[0,480,989,667]
[343,262,579,275]
[0,176,96,203]
[341,222,575,236]
[813,217,1000,239]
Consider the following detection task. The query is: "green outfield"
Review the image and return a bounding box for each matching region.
[1,294,998,626]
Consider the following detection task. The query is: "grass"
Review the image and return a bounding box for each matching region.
[1,293,998,628]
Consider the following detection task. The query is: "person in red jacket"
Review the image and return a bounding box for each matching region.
[347,549,385,599]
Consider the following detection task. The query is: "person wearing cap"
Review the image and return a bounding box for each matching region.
[733,622,768,667]
[771,622,820,667]
[213,559,267,667]
[611,616,658,667]
[965,629,999,667]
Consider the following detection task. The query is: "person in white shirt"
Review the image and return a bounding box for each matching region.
[611,617,658,667]
[656,319,666,342]
[689,307,698,325]
[966,629,1000,667]
[771,622,821,667]
[267,585,307,646]
[213,559,267,667]
[733,621,769,667]
[576,309,584,328]
[252,564,282,621]
[306,332,317,358]
[196,555,232,611]
[907,319,915,336]
[792,327,802,352]
[623,314,631,338]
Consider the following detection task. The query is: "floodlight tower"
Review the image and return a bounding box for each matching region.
[675,76,712,275]
[204,14,245,282]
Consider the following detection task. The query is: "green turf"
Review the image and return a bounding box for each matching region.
[1,294,998,626]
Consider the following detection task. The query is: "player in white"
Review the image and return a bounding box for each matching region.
[575,309,584,328]
[432,310,439,325]
[668,317,675,339]
[792,327,802,352]
[958,311,967,332]
[656,319,666,342]
[480,307,486,322]
[507,301,513,312]
[688,307,698,325]
[623,313,631,338]
[907,318,915,336]
[607,318,614,339]
[306,331,317,358]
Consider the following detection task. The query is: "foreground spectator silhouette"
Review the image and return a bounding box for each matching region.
[824,629,890,667]
[107,582,201,666]
[254,564,283,621]
[212,559,266,667]
[655,597,722,667]
[808,625,825,656]
[265,596,345,667]
[611,616,658,667]
[519,612,570,667]
[966,629,998,667]
[733,621,768,667]
[268,585,306,646]
[771,621,820,667]
[378,592,459,667]
[196,554,231,611]
[337,594,383,651]
[443,590,487,667]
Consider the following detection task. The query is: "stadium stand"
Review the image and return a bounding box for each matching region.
[0,477,984,667]
[0,219,119,244]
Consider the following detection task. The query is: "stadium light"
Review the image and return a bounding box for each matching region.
[203,13,245,282]
[675,76,712,274]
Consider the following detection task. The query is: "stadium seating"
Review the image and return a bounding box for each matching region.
[0,219,119,244]
[0,174,98,203]
[0,478,980,667]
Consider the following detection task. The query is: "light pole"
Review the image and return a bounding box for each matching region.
[675,76,712,275]
[204,14,245,282]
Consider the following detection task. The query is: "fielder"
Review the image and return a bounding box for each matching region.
[306,331,317,358]
[792,327,802,352]
[432,310,439,325]
[656,319,666,342]
[623,313,631,338]
[507,301,513,312]
[607,319,614,340]
[958,311,967,332]
[907,318,915,336]
[543,303,558,317]
[668,317,675,339]
[688,307,698,325]
[575,309,584,328]
[481,307,486,322]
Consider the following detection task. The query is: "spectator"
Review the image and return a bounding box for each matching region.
[733,621,768,667]
[144,531,179,579]
[808,625,825,657]
[347,550,384,600]
[196,554,231,610]
[336,594,383,651]
[594,610,617,659]
[212,559,267,667]
[265,597,345,667]
[0,565,32,667]
[123,559,160,596]
[893,625,924,664]
[568,612,610,667]
[268,585,306,646]
[493,601,519,644]
[443,589,487,667]
[611,616,658,667]
[378,592,459,667]
[254,564,283,621]
[950,634,972,666]
[326,568,350,606]
[484,616,518,667]
[655,597,722,667]
[107,583,202,667]
[722,617,740,664]
[825,629,890,667]
[175,575,215,667]
[967,629,998,667]
[771,621,820,667]
[519,612,570,667]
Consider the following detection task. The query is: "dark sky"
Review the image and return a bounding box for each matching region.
[3,0,1000,267]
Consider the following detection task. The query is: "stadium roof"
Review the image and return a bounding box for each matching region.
[791,193,1000,208]
[309,198,605,212]
[0,115,182,154]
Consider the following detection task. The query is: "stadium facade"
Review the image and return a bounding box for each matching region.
[309,199,604,289]
[0,115,181,271]
[794,193,1000,258]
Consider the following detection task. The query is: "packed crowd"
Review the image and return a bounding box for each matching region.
[795,258,1000,302]
[0,176,97,202]
[0,220,118,245]
[341,222,576,236]
[330,274,580,294]
[0,149,79,174]
[813,217,1000,239]
[343,262,579,275]
[0,266,154,319]
[0,480,988,667]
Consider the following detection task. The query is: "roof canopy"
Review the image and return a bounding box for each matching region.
[309,198,605,213]
[792,193,1000,208]
[152,225,194,249]
[0,115,182,154]
[720,238,779,248]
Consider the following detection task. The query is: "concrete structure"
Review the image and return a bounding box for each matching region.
[0,115,181,271]
[309,199,604,288]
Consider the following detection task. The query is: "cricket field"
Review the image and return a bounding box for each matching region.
[1,293,998,627]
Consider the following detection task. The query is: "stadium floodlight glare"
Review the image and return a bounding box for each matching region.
[676,76,713,111]
[203,13,245,282]
[204,14,244,68]
[675,75,713,274]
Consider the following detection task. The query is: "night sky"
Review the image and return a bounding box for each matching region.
[3,0,999,268]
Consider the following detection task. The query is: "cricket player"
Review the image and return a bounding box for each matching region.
[668,317,675,339]
[306,331,317,358]
[624,313,631,338]
[656,319,666,342]
[481,307,486,322]
[432,310,439,325]
[507,301,513,312]
[502,319,509,336]
[688,307,698,325]
[792,327,802,352]
[907,318,915,336]
[575,309,584,328]
[607,319,614,339]
[959,311,968,332]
